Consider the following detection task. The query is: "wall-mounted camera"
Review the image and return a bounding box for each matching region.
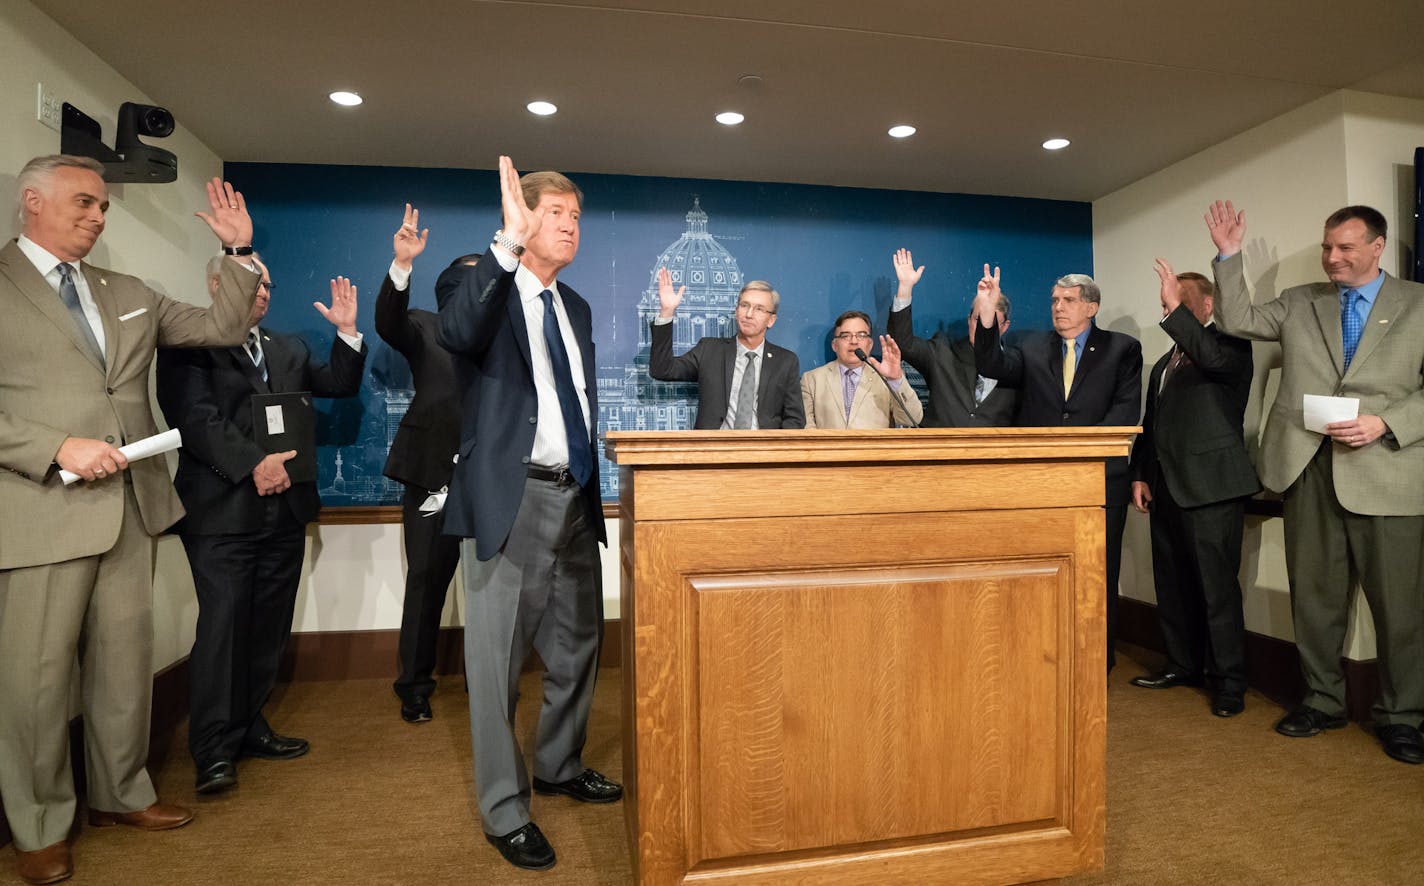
[60,101,178,183]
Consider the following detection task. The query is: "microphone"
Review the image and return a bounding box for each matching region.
[854,347,920,428]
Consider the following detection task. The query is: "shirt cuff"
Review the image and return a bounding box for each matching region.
[652,316,673,326]
[490,244,520,272]
[886,375,904,391]
[891,297,910,312]
[337,330,364,350]
[387,261,410,291]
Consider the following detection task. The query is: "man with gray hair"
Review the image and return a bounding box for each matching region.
[649,270,805,429]
[973,265,1143,671]
[0,155,259,884]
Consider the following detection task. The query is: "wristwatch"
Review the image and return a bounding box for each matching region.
[492,229,525,257]
[222,245,255,256]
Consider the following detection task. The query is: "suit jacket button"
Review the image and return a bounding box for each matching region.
[106,387,115,395]
[528,416,537,424]
[1062,412,1070,420]
[521,455,530,464]
[105,435,115,444]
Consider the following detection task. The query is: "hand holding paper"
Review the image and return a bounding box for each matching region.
[60,428,182,485]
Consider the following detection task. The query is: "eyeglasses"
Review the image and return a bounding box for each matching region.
[257,280,276,291]
[736,301,773,317]
[833,331,873,342]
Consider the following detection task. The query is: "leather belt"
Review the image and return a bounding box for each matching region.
[527,465,577,487]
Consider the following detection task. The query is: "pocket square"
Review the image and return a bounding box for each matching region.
[118,308,148,321]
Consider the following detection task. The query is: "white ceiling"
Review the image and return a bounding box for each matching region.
[29,0,1424,202]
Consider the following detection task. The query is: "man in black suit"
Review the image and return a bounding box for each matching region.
[973,265,1142,670]
[887,248,1018,427]
[648,267,805,429]
[437,157,620,872]
[1129,263,1259,716]
[156,257,366,795]
[374,204,467,724]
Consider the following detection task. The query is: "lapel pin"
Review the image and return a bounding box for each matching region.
[1089,346,1096,352]
[99,278,107,286]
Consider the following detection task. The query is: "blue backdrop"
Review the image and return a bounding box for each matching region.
[225,162,1092,504]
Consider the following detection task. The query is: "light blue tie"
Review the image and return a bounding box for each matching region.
[56,263,105,367]
[1341,289,1363,369]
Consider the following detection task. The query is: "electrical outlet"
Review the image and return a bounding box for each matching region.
[37,83,62,132]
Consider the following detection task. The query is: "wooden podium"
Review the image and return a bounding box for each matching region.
[605,428,1134,886]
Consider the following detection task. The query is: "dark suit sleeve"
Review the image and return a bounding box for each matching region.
[156,349,266,483]
[1105,336,1144,427]
[1161,307,1252,383]
[971,317,1024,384]
[778,353,806,429]
[374,274,419,356]
[887,304,934,375]
[437,251,517,359]
[302,336,368,399]
[648,321,703,382]
[1130,368,1159,482]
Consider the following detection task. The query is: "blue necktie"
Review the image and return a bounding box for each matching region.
[56,263,105,367]
[1341,289,1363,369]
[539,290,592,487]
[245,330,268,382]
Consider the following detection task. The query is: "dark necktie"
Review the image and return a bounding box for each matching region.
[245,330,268,382]
[1162,346,1189,386]
[734,352,758,429]
[1341,289,1363,369]
[56,263,105,367]
[539,290,591,487]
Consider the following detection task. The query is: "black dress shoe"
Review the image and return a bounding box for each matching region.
[400,695,432,723]
[1129,670,1204,689]
[195,760,237,794]
[1378,724,1424,764]
[1211,692,1245,718]
[485,822,556,871]
[533,768,623,804]
[1275,705,1348,737]
[241,731,310,760]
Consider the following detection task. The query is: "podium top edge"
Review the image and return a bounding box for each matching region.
[604,427,1140,465]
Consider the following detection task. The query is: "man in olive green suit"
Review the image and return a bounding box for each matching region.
[1206,200,1424,765]
[0,155,259,884]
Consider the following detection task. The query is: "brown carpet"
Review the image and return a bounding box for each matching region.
[14,650,1424,885]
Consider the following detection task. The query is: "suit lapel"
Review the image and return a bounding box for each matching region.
[721,339,738,408]
[1070,327,1109,399]
[1049,333,1068,401]
[1,243,106,376]
[80,262,116,375]
[229,330,271,393]
[1311,286,1346,377]
[508,287,534,375]
[1346,276,1404,377]
[951,339,978,410]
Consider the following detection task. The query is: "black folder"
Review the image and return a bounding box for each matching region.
[251,391,316,483]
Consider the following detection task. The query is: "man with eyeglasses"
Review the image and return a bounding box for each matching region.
[649,269,805,429]
[801,309,922,428]
[157,253,367,796]
[972,265,1142,672]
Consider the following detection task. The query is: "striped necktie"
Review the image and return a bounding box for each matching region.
[56,263,105,366]
[245,330,268,382]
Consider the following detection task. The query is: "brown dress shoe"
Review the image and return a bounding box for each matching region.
[88,802,194,831]
[14,841,73,885]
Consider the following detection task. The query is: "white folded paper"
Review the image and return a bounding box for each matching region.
[1303,394,1359,434]
[419,486,449,516]
[61,428,183,485]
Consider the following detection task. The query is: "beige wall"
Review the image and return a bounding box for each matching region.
[1094,89,1424,658]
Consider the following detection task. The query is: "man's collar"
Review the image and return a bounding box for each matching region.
[1337,270,1385,301]
[15,234,72,277]
[516,262,558,304]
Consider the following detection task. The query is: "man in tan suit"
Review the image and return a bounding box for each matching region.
[1206,200,1424,764]
[0,155,259,884]
[801,310,922,428]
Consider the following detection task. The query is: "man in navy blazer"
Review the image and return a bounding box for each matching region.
[648,267,805,429]
[973,265,1142,671]
[437,157,617,872]
[1129,264,1258,717]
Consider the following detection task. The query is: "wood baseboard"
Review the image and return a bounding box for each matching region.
[1117,596,1379,723]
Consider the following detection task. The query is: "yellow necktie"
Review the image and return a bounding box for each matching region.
[1062,338,1076,399]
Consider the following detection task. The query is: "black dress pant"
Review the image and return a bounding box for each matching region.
[182,506,305,766]
[1148,480,1248,692]
[393,484,462,702]
[1106,503,1127,671]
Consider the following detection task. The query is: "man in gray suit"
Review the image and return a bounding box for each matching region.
[1206,200,1424,763]
[0,155,258,884]
[649,268,805,429]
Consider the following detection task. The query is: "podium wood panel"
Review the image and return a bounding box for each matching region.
[608,429,1131,886]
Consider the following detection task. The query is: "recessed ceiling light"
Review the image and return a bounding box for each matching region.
[716,111,744,126]
[1042,137,1071,150]
[888,125,916,139]
[329,91,362,107]
[527,101,558,116]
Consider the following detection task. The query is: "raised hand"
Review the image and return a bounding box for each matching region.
[656,266,685,319]
[867,334,904,380]
[1153,257,1181,315]
[252,450,296,496]
[498,155,540,248]
[194,178,253,248]
[892,248,925,298]
[1205,200,1246,257]
[393,203,429,270]
[973,263,1002,328]
[314,276,359,336]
